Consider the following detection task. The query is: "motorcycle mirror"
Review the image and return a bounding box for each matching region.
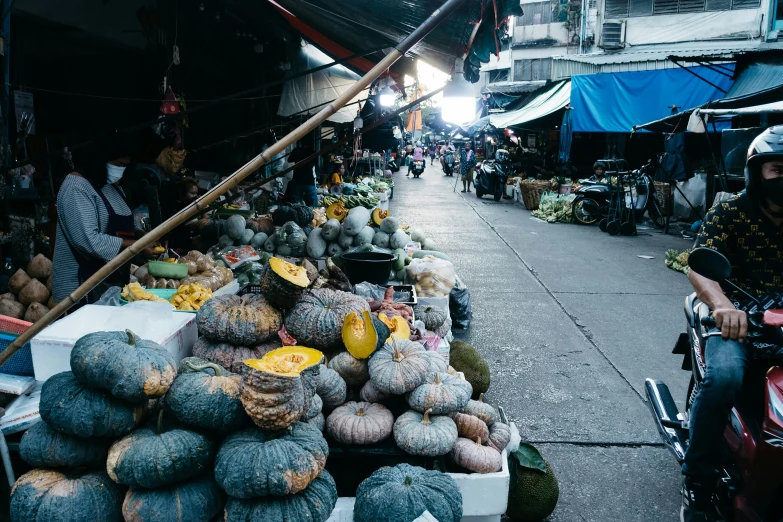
[688,247,732,282]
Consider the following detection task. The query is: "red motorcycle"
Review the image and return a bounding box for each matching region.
[645,247,783,522]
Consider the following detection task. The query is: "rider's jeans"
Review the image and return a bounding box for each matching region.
[682,334,749,479]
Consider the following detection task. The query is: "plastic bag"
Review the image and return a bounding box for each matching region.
[449,275,471,329]
[406,257,456,297]
[353,283,413,303]
[95,287,124,307]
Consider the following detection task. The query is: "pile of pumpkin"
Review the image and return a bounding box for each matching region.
[0,254,53,322]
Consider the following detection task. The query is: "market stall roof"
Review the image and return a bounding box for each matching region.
[723,62,783,99]
[488,81,571,129]
[569,66,733,133]
[268,0,483,76]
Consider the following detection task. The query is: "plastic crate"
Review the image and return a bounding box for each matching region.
[0,315,34,376]
[238,284,262,296]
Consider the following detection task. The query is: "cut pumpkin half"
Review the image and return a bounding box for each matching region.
[326,200,347,222]
[371,208,391,226]
[244,346,324,377]
[342,310,390,359]
[378,313,411,343]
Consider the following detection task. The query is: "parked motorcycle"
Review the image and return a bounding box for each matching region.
[388,157,399,173]
[571,160,666,232]
[443,150,455,177]
[410,159,425,178]
[645,247,783,522]
[475,149,512,202]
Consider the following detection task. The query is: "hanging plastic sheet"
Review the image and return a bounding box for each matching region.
[558,109,573,163]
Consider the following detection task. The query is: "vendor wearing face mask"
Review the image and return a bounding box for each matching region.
[52,134,161,307]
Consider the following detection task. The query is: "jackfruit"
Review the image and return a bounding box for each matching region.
[506,446,559,522]
[449,340,490,398]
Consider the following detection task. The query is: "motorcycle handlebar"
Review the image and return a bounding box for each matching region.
[701,317,717,327]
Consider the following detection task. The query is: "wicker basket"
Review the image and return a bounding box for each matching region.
[520,180,556,211]
[654,182,674,216]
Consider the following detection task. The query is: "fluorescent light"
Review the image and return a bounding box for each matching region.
[379,86,395,107]
[442,58,476,125]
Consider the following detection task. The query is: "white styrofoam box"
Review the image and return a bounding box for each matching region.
[0,374,35,395]
[0,380,42,435]
[214,279,240,296]
[31,303,197,382]
[325,452,509,522]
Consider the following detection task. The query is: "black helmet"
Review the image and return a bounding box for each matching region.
[745,126,783,199]
[593,161,605,171]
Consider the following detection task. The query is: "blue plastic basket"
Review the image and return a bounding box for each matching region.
[0,332,34,376]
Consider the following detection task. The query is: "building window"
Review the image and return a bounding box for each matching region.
[488,69,510,83]
[513,58,553,81]
[605,0,758,16]
[517,1,561,25]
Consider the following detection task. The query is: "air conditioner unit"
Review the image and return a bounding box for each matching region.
[599,21,625,50]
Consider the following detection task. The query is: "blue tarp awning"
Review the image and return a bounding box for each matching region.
[569,66,734,133]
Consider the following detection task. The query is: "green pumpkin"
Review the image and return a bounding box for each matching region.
[315,364,347,408]
[284,289,369,352]
[20,421,110,469]
[196,294,282,346]
[214,422,328,499]
[407,372,473,415]
[165,358,247,433]
[40,372,144,438]
[122,476,224,522]
[106,412,214,489]
[191,337,281,373]
[367,340,430,395]
[413,305,448,332]
[354,464,463,522]
[223,469,337,522]
[70,330,177,403]
[393,409,458,457]
[305,393,323,421]
[11,469,124,522]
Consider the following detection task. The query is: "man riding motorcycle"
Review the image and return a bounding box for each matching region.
[682,126,783,522]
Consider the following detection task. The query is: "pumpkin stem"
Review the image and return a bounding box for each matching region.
[475,437,482,446]
[478,393,485,403]
[182,359,225,377]
[356,407,366,417]
[391,338,404,363]
[125,330,136,346]
[157,410,165,435]
[421,408,433,425]
[434,373,441,385]
[403,475,414,486]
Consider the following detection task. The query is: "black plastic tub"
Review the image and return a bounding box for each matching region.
[340,252,397,286]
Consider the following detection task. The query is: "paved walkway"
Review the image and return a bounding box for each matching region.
[390,163,696,521]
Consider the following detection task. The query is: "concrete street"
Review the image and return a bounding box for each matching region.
[390,162,697,521]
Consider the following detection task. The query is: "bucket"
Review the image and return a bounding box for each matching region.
[340,252,397,286]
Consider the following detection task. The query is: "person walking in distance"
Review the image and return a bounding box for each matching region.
[460,142,476,193]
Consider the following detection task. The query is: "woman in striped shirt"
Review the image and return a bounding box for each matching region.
[52,136,160,306]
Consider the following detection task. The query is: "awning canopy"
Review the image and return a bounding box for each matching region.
[685,100,783,132]
[489,81,571,129]
[569,66,733,133]
[724,62,783,99]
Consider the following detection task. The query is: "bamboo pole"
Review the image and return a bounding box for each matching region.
[0,0,469,366]
[210,86,445,211]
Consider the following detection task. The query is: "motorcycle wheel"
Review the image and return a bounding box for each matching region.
[620,222,636,236]
[650,203,666,229]
[607,220,621,235]
[475,188,483,198]
[572,198,600,225]
[599,218,608,232]
[494,190,502,202]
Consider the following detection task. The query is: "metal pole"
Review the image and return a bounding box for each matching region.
[579,0,587,55]
[0,0,469,366]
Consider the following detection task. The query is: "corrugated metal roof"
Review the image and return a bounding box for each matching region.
[481,80,546,95]
[489,81,571,128]
[725,62,783,99]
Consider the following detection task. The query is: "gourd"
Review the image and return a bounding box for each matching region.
[359,379,390,403]
[367,339,430,395]
[449,437,502,473]
[487,421,511,452]
[462,393,500,426]
[214,422,328,498]
[40,371,144,438]
[218,234,233,249]
[259,257,310,310]
[379,216,399,234]
[315,364,347,408]
[235,228,253,246]
[326,242,344,257]
[422,238,439,251]
[307,228,328,258]
[412,249,451,261]
[371,208,391,226]
[354,463,463,522]
[197,293,282,345]
[272,205,314,227]
[343,206,371,236]
[240,346,324,430]
[20,421,110,469]
[393,409,458,457]
[409,228,426,243]
[226,215,247,240]
[328,351,370,388]
[283,222,307,256]
[251,232,269,249]
[70,330,177,403]
[284,288,369,352]
[435,315,452,338]
[223,469,337,522]
[372,230,390,248]
[413,305,448,332]
[165,358,246,433]
[407,372,472,415]
[122,475,223,522]
[337,228,354,249]
[377,313,411,342]
[450,412,489,443]
[326,401,393,445]
[392,249,407,271]
[107,411,214,488]
[326,200,347,222]
[342,310,390,359]
[449,340,490,399]
[389,229,410,250]
[320,219,342,241]
[191,337,280,372]
[10,470,124,522]
[353,226,375,246]
[263,235,277,253]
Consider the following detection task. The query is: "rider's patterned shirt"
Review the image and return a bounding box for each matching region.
[697,192,783,302]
